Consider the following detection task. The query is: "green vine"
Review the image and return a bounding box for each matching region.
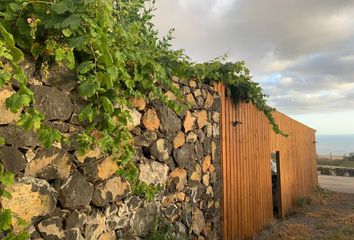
[0,0,285,237]
[186,60,287,136]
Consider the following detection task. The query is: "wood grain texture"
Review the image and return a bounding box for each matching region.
[214,83,317,239]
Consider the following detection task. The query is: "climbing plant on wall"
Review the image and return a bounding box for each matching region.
[0,0,284,237]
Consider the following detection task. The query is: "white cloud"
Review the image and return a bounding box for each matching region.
[177,0,238,16]
[153,0,354,117]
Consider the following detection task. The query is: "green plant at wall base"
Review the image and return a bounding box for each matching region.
[0,1,285,233]
[295,196,313,208]
[148,228,179,240]
[147,216,188,240]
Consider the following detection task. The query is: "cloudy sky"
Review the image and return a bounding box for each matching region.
[153,0,354,135]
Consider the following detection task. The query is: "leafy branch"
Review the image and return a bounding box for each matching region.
[0,3,286,237]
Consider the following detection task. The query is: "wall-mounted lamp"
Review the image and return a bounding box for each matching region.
[232,120,242,127]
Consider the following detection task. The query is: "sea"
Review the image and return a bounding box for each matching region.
[316,135,354,155]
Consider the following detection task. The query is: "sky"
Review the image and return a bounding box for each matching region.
[152,0,354,135]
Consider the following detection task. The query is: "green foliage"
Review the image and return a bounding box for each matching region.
[295,196,313,208]
[317,157,354,168]
[186,60,287,136]
[2,232,30,240]
[0,0,284,210]
[17,109,43,131]
[147,217,187,240]
[38,126,62,148]
[117,162,160,201]
[0,137,5,146]
[343,152,354,161]
[5,92,32,113]
[0,25,23,63]
[131,181,161,201]
[0,164,14,199]
[0,209,12,231]
[316,185,327,194]
[148,228,179,240]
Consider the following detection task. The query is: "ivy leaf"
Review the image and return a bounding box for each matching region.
[79,103,96,123]
[103,113,116,132]
[9,3,21,12]
[16,218,28,228]
[44,14,67,29]
[0,209,12,231]
[12,65,28,85]
[77,61,95,74]
[16,232,31,240]
[62,28,72,37]
[31,42,43,59]
[0,137,5,146]
[101,96,114,113]
[0,172,14,187]
[17,111,43,131]
[0,12,13,21]
[5,231,31,240]
[5,93,31,113]
[0,25,15,46]
[0,25,24,63]
[39,127,62,148]
[65,50,75,70]
[1,190,12,199]
[55,48,65,61]
[0,70,12,88]
[79,78,100,97]
[51,0,75,14]
[61,14,82,29]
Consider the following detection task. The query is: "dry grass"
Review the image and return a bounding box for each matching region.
[253,188,354,240]
[339,214,354,225]
[319,208,341,219]
[277,224,313,239]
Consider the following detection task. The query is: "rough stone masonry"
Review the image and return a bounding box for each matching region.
[0,57,222,240]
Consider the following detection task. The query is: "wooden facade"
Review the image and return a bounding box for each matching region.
[271,112,318,219]
[214,83,317,239]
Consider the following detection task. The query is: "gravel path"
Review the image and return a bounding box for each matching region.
[318,175,354,193]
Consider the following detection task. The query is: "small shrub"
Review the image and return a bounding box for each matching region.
[343,153,354,161]
[295,196,312,208]
[147,217,187,240]
[316,185,327,194]
[148,230,177,240]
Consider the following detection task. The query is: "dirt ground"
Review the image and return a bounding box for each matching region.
[319,175,354,193]
[252,188,354,240]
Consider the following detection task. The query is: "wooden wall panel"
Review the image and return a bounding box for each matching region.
[214,83,317,239]
[271,112,318,218]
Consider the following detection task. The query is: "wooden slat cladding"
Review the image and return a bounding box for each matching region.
[214,83,317,239]
[271,112,318,218]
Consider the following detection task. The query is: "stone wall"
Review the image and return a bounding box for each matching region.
[318,165,354,177]
[0,59,222,240]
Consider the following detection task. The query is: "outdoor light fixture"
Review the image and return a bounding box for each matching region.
[232,120,242,127]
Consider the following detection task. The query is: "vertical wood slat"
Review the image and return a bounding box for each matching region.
[226,89,231,238]
[271,112,318,218]
[215,83,317,239]
[231,89,236,239]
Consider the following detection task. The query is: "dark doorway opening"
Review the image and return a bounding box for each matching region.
[270,151,282,218]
